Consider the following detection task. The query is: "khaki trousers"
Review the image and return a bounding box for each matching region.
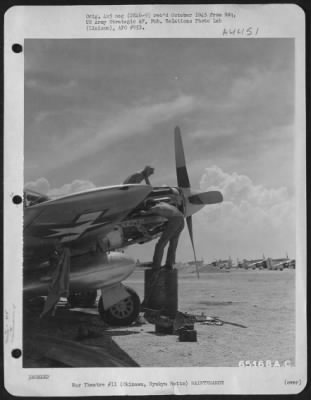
[152,217,185,268]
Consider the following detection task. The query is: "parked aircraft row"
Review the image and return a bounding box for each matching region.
[212,256,295,270]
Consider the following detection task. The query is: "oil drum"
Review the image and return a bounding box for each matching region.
[144,269,178,318]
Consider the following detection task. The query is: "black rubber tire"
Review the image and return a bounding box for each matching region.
[68,290,97,308]
[98,287,140,326]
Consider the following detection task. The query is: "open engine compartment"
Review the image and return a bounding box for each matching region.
[103,186,184,250]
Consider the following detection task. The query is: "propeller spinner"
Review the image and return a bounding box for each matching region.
[174,126,223,278]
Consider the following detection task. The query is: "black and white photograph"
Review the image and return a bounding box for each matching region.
[4,4,307,396]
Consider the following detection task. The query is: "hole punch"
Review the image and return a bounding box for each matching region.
[11,349,22,358]
[12,43,23,53]
[12,195,22,205]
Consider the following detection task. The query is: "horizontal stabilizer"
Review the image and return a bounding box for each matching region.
[189,191,223,205]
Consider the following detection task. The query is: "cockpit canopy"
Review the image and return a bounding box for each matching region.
[24,189,50,207]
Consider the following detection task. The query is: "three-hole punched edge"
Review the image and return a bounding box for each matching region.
[9,44,23,205]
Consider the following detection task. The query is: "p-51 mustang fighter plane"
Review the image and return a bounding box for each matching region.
[24,127,223,326]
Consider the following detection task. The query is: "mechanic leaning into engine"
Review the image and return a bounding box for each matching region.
[143,191,185,270]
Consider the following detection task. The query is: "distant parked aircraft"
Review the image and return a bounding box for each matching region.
[237,255,295,270]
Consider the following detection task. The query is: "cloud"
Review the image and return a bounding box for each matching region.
[200,165,289,208]
[25,177,96,198]
[67,94,195,146]
[48,180,96,197]
[193,166,295,258]
[25,177,50,195]
[29,94,196,175]
[25,78,77,96]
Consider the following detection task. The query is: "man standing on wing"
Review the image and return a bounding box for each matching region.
[123,165,154,185]
[144,195,185,270]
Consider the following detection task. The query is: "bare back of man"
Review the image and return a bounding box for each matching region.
[123,165,154,185]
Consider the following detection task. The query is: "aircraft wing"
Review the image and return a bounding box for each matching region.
[24,185,152,244]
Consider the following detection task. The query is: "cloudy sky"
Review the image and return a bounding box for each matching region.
[25,38,295,261]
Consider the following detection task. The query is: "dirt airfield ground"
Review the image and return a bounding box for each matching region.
[23,267,295,368]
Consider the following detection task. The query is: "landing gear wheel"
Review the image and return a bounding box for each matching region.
[68,290,97,308]
[98,287,140,326]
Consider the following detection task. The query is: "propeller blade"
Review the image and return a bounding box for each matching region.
[189,191,223,205]
[175,126,190,188]
[186,216,200,279]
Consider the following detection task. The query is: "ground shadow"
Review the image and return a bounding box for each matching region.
[23,307,140,367]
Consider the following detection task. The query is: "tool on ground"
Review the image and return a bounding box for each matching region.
[173,311,196,331]
[181,312,207,323]
[143,307,162,324]
[155,316,174,334]
[200,316,247,328]
[179,329,197,342]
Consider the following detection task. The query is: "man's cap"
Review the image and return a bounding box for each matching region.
[144,165,154,172]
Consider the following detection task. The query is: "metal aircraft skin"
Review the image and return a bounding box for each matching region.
[24,127,223,325]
